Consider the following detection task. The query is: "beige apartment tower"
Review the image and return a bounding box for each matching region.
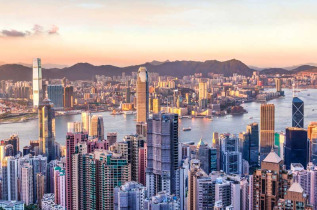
[260,104,275,162]
[136,67,149,123]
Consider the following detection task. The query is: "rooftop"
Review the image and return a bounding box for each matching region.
[288,182,304,193]
[263,150,282,164]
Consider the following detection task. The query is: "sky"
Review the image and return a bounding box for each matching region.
[1,0,317,68]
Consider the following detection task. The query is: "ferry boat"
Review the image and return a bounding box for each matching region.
[182,127,192,131]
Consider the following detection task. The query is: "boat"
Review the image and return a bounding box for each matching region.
[307,94,310,96]
[208,118,213,121]
[111,110,123,115]
[123,111,134,115]
[183,127,191,131]
[249,117,253,119]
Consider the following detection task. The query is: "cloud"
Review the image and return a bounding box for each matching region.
[0,29,30,37]
[0,24,59,38]
[48,25,59,35]
[32,24,44,34]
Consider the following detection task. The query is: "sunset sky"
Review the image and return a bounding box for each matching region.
[1,0,317,68]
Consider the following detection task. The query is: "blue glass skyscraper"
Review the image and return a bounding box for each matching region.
[292,97,304,128]
[284,127,309,169]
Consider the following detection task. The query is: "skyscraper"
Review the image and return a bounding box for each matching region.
[21,163,34,205]
[146,113,179,197]
[308,122,317,164]
[220,134,242,175]
[252,151,292,210]
[1,156,19,201]
[284,127,309,169]
[71,149,130,210]
[47,85,64,108]
[260,104,275,162]
[122,134,146,182]
[66,132,88,210]
[90,115,104,140]
[292,97,304,128]
[38,99,56,161]
[81,111,91,133]
[136,67,149,123]
[198,82,207,100]
[33,58,43,108]
[63,86,74,109]
[275,78,282,92]
[36,173,45,209]
[240,123,259,172]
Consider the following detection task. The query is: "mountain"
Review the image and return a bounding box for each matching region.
[0,64,32,81]
[260,68,290,75]
[0,59,254,81]
[259,64,317,75]
[292,65,316,73]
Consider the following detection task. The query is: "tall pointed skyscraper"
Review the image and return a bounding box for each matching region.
[33,58,43,108]
[136,67,149,123]
[38,99,56,161]
[292,97,304,128]
[260,104,275,163]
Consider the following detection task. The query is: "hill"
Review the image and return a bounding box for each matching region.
[0,59,254,81]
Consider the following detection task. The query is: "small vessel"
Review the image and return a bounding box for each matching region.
[307,94,310,96]
[183,127,191,131]
[123,111,134,115]
[111,110,123,115]
[208,118,213,121]
[249,117,253,119]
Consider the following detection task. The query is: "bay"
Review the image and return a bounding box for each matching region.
[0,88,316,149]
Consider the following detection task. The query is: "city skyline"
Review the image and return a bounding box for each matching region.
[1,0,317,67]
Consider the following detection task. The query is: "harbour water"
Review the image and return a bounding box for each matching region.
[0,88,316,149]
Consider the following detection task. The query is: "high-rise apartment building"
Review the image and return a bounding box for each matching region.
[122,135,146,182]
[1,156,19,201]
[36,173,45,209]
[144,191,180,209]
[291,163,317,208]
[66,132,88,210]
[146,113,179,197]
[0,134,19,156]
[38,99,56,161]
[21,163,34,205]
[292,97,304,128]
[33,58,43,108]
[260,104,275,162]
[71,149,130,210]
[47,85,64,108]
[253,151,292,210]
[284,127,309,169]
[90,115,104,140]
[275,182,313,209]
[54,165,66,208]
[114,181,147,210]
[196,138,215,175]
[136,67,149,123]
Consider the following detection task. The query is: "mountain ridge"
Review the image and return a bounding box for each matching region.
[0,59,316,81]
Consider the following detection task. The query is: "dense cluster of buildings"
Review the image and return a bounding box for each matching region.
[0,59,317,209]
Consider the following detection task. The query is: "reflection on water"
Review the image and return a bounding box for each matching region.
[0,88,316,149]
